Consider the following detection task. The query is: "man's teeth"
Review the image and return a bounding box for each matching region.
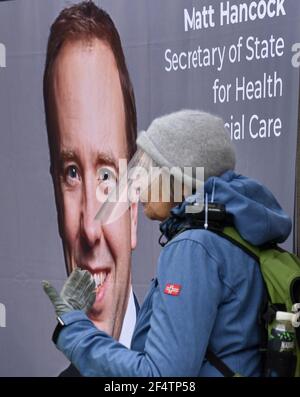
[94,272,107,288]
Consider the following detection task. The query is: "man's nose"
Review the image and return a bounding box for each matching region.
[80,181,103,249]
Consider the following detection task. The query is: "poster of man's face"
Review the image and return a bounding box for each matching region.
[43,3,138,340]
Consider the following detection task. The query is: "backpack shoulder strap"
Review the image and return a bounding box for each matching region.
[205,349,236,377]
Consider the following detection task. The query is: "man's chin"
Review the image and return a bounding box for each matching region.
[87,307,113,335]
[88,295,109,318]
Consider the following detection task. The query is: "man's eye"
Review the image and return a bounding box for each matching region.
[96,167,117,202]
[64,165,80,185]
[99,170,109,182]
[68,166,78,179]
[97,167,117,184]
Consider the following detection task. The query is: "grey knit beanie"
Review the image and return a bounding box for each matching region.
[136,109,236,182]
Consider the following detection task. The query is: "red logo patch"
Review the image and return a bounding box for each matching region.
[164,283,181,296]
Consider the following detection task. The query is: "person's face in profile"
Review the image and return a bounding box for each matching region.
[49,39,137,338]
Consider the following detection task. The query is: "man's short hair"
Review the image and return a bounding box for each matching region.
[43,1,137,165]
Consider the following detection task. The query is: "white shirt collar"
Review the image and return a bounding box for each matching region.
[118,286,137,348]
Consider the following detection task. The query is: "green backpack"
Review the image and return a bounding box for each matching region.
[206,226,300,377]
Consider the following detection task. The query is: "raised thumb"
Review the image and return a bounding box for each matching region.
[42,280,62,308]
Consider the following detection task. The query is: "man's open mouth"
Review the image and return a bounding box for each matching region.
[87,269,111,304]
[75,266,111,304]
[93,271,109,289]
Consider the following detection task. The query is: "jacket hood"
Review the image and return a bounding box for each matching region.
[202,171,292,245]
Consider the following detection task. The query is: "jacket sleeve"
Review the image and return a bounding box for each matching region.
[56,238,223,376]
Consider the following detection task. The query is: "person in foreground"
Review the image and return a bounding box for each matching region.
[43,110,292,376]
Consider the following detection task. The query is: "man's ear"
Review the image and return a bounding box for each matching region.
[130,202,138,250]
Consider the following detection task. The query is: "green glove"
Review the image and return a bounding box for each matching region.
[42,268,96,318]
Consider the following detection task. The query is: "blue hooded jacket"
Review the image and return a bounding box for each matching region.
[55,171,292,376]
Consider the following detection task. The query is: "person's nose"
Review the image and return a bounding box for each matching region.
[80,178,103,249]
